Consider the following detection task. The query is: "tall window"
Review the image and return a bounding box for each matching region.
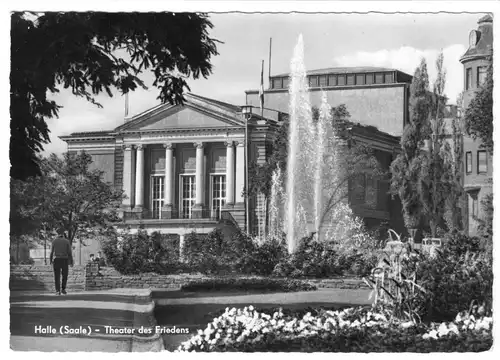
[328,75,337,86]
[477,151,487,173]
[375,73,384,84]
[466,151,472,174]
[346,74,355,85]
[180,175,196,219]
[282,78,289,89]
[477,66,487,87]
[211,175,226,220]
[366,74,374,85]
[272,78,282,89]
[151,176,164,219]
[466,68,473,90]
[337,75,346,86]
[319,75,327,87]
[356,74,365,85]
[309,76,318,87]
[472,196,479,217]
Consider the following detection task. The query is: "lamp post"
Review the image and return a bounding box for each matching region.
[241,105,252,235]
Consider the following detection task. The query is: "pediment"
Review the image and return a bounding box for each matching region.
[117,94,244,132]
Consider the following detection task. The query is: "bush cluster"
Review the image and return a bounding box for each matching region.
[181,278,316,293]
[272,234,378,278]
[102,229,186,275]
[363,231,493,324]
[177,306,492,352]
[103,227,380,279]
[416,235,493,322]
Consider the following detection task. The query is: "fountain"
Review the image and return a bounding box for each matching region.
[265,34,363,253]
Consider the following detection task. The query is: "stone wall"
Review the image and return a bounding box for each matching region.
[10,265,86,291]
[85,267,369,291]
[10,265,369,292]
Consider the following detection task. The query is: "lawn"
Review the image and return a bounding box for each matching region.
[153,287,372,351]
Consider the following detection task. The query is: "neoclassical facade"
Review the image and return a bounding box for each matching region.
[61,93,282,238]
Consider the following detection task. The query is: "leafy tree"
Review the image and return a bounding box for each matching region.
[464,60,493,154]
[11,12,220,180]
[10,151,124,243]
[444,92,465,231]
[390,58,432,230]
[418,51,455,237]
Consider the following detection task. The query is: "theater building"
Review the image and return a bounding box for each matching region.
[61,67,413,242]
[459,14,493,236]
[61,93,283,243]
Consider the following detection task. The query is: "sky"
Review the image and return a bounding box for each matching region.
[43,12,489,155]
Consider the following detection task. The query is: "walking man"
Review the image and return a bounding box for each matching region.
[50,235,73,295]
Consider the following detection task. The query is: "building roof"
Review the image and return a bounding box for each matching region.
[187,93,242,112]
[59,130,114,139]
[461,14,493,61]
[272,66,404,78]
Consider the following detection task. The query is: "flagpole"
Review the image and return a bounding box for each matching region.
[125,92,129,118]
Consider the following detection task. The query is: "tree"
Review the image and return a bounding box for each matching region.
[418,51,455,237]
[10,152,124,243]
[444,92,466,231]
[11,12,220,180]
[390,58,432,230]
[464,60,493,154]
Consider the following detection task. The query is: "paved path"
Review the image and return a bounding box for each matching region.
[10,289,163,352]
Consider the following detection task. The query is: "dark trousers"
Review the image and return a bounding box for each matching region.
[53,258,69,292]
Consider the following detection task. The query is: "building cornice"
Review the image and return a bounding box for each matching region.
[245,82,407,95]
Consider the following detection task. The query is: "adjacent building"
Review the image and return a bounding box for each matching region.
[459,14,493,236]
[246,66,412,233]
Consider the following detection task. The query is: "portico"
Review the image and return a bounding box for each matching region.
[121,138,247,222]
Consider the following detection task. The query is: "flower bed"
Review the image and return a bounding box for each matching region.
[176,306,492,352]
[180,278,317,293]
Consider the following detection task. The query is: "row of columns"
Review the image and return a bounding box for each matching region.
[121,140,246,211]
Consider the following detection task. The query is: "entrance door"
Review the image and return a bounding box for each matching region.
[180,175,196,219]
[151,176,164,219]
[211,174,226,220]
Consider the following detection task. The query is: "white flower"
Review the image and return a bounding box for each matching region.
[427,330,438,339]
[401,321,414,329]
[249,305,254,311]
[350,320,361,328]
[437,323,449,337]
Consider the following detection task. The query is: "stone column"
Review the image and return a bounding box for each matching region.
[235,140,245,204]
[225,141,235,206]
[122,145,133,210]
[193,142,205,218]
[162,143,175,219]
[134,145,145,213]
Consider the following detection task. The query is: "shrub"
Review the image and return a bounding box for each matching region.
[180,278,316,293]
[102,228,185,275]
[272,234,339,278]
[243,238,287,276]
[364,237,493,323]
[416,248,493,322]
[177,306,492,352]
[182,230,226,274]
[443,230,481,257]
